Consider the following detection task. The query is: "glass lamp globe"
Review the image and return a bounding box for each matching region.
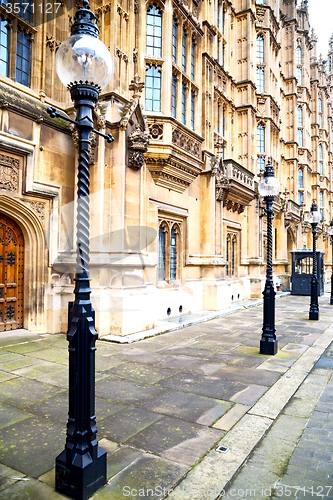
[307,206,321,224]
[258,175,280,197]
[55,34,113,90]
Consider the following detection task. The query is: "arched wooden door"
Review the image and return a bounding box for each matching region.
[0,215,24,331]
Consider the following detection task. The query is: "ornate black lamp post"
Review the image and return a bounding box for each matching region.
[308,201,321,320]
[47,2,113,499]
[328,219,333,305]
[258,161,280,355]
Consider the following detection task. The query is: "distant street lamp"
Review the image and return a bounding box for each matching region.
[258,161,280,355]
[47,1,113,499]
[308,201,321,320]
[327,219,333,305]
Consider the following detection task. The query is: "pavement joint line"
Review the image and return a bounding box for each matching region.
[101,292,290,344]
[166,321,333,500]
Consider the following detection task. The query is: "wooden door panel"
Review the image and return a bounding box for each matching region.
[0,215,24,331]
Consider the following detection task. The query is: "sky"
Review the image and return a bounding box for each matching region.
[307,0,333,59]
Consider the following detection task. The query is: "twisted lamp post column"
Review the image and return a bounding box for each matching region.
[258,162,280,355]
[47,2,113,499]
[308,201,321,320]
[328,219,333,305]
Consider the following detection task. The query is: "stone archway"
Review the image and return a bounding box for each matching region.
[0,214,24,331]
[0,195,47,333]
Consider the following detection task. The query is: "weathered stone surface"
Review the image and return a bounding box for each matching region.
[139,389,232,425]
[0,416,65,478]
[125,416,223,466]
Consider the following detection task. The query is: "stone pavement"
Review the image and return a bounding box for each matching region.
[218,340,333,500]
[0,291,332,499]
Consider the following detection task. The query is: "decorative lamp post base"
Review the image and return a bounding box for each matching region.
[260,280,278,356]
[56,447,107,500]
[309,275,319,321]
[309,310,319,321]
[260,337,278,355]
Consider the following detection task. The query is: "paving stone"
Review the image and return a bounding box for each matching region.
[28,392,125,425]
[0,378,65,409]
[94,355,125,372]
[11,360,66,379]
[257,357,295,373]
[0,415,65,477]
[114,350,167,366]
[206,352,264,368]
[305,469,331,482]
[222,465,279,499]
[26,347,69,365]
[158,372,236,399]
[0,462,26,492]
[280,474,314,489]
[318,461,333,472]
[158,355,210,372]
[160,345,220,358]
[229,383,268,405]
[139,389,232,425]
[0,477,65,499]
[0,352,28,364]
[212,365,281,385]
[105,445,145,481]
[284,397,320,418]
[0,340,51,354]
[285,464,307,478]
[265,415,307,443]
[97,454,188,500]
[107,361,174,384]
[95,376,166,404]
[36,369,69,388]
[0,402,32,430]
[213,403,250,431]
[125,416,223,466]
[0,370,17,382]
[249,437,298,475]
[99,407,163,443]
[0,356,40,372]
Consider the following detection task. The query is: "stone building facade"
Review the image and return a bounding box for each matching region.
[0,0,332,336]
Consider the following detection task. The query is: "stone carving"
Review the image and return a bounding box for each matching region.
[28,201,46,220]
[95,3,111,14]
[0,155,19,192]
[127,124,150,170]
[115,47,128,63]
[149,123,163,140]
[46,35,60,51]
[128,150,145,170]
[129,73,145,99]
[120,74,146,131]
[172,128,200,158]
[117,4,129,21]
[256,7,266,22]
